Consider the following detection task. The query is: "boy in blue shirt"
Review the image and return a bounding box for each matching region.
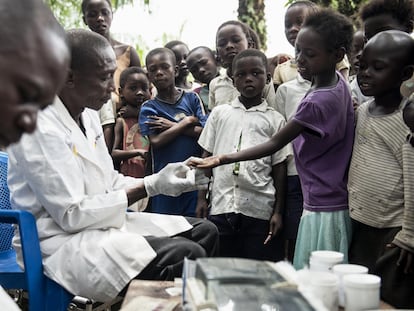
[139,48,207,216]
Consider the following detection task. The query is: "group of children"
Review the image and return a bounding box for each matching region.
[84,0,414,307]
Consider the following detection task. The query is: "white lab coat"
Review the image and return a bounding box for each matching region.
[7,98,192,302]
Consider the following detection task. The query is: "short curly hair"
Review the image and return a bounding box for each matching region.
[287,0,318,11]
[302,8,354,53]
[81,0,112,14]
[360,0,414,34]
[145,47,176,67]
[232,48,268,71]
[216,20,260,50]
[119,66,147,89]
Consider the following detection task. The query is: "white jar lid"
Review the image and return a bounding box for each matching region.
[332,264,368,275]
[343,274,381,288]
[310,250,344,263]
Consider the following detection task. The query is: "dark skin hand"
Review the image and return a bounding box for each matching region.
[117,104,139,119]
[265,161,286,244]
[196,188,209,218]
[145,115,175,132]
[265,213,283,245]
[146,115,202,149]
[146,115,203,138]
[195,151,212,218]
[386,243,413,274]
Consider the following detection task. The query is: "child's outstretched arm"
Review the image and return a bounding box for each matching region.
[195,120,304,168]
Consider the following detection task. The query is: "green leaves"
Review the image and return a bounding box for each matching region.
[44,0,138,29]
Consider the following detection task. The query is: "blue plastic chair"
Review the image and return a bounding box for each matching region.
[0,151,73,311]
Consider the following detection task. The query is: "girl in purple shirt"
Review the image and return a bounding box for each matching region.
[193,8,355,269]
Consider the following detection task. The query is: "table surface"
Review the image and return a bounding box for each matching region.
[121,279,395,311]
[120,280,182,311]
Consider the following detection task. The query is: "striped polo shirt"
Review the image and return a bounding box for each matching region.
[348,99,411,228]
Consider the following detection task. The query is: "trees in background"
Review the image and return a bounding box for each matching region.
[45,0,140,28]
[238,0,267,51]
[236,0,369,52]
[285,0,369,25]
[46,0,369,54]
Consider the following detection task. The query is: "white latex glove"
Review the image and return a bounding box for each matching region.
[144,162,197,197]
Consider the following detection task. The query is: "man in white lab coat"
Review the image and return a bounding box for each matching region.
[6,29,218,302]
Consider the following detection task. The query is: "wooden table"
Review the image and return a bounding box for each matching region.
[338,300,394,310]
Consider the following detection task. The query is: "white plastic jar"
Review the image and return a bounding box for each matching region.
[332,264,369,307]
[309,250,344,272]
[308,271,339,311]
[343,274,381,311]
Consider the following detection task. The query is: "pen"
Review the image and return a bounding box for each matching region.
[264,232,272,245]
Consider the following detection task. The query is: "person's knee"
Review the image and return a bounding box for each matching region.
[181,217,219,256]
[199,219,219,239]
[197,219,219,255]
[174,238,207,259]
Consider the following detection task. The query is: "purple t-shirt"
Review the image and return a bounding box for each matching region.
[292,75,354,212]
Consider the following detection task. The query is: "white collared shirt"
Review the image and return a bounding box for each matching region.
[198,98,292,220]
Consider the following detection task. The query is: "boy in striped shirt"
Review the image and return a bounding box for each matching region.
[348,30,414,308]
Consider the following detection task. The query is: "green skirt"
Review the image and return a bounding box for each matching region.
[293,209,352,270]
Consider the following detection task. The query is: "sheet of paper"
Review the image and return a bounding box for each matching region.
[123,212,193,236]
[121,296,180,311]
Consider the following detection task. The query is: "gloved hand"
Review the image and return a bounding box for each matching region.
[144,162,205,197]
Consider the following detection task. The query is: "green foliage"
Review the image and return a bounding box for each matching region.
[284,0,369,24]
[45,0,142,29]
[238,0,267,51]
[45,0,84,29]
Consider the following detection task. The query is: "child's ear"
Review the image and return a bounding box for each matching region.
[66,69,75,88]
[266,72,271,84]
[215,50,221,65]
[334,47,346,63]
[174,65,179,78]
[401,65,414,82]
[118,87,123,96]
[82,15,87,26]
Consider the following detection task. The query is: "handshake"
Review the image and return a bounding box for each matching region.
[143,157,211,197]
